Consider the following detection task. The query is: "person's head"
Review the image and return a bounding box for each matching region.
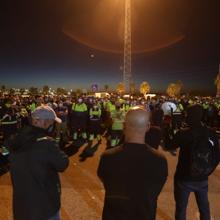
[126,100,130,105]
[6,107,13,116]
[31,105,62,130]
[151,108,164,126]
[115,101,121,110]
[110,97,115,104]
[78,98,83,103]
[186,104,203,127]
[141,99,145,105]
[58,101,63,108]
[131,100,137,106]
[124,106,151,144]
[93,101,98,109]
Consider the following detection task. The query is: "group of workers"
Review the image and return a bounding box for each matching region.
[1,94,220,157]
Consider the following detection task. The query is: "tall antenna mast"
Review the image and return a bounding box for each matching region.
[123,0,132,93]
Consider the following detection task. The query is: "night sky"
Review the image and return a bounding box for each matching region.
[1,0,220,94]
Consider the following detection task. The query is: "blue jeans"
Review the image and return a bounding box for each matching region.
[174,180,210,220]
[48,211,60,220]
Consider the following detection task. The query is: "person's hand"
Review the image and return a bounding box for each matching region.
[173,129,179,135]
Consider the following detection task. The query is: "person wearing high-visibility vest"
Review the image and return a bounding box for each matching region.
[202,101,209,110]
[110,101,125,147]
[101,98,109,125]
[88,103,102,143]
[215,101,220,129]
[206,102,217,127]
[105,98,116,138]
[28,101,36,113]
[106,98,116,113]
[188,99,194,106]
[202,101,210,124]
[122,100,131,113]
[71,98,88,141]
[0,107,18,155]
[55,101,69,145]
[172,102,184,130]
[20,106,29,127]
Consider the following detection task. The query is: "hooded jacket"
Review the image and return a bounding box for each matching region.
[9,126,69,220]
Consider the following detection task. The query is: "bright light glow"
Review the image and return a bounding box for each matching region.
[63,0,187,53]
[144,94,157,99]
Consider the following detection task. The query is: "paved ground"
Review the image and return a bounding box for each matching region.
[1,138,220,220]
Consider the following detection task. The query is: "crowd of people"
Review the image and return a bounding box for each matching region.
[1,94,220,149]
[0,93,220,220]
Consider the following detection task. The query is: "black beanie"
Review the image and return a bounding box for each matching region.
[186,104,203,126]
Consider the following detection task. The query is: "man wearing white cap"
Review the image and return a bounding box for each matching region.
[9,105,69,220]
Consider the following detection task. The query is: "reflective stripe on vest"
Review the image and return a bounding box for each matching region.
[1,121,17,125]
[36,137,49,142]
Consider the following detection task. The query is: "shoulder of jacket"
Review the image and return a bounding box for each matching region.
[101,146,123,158]
[154,149,167,162]
[177,127,190,135]
[146,147,167,164]
[36,136,55,143]
[181,126,190,131]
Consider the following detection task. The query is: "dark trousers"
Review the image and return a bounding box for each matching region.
[48,211,60,220]
[174,180,210,220]
[172,114,182,129]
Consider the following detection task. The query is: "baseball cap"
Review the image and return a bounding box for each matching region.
[32,105,62,123]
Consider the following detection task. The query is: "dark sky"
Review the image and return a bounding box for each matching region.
[1,0,220,94]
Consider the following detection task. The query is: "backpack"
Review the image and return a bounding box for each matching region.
[190,126,218,177]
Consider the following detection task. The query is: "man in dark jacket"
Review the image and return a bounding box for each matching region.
[98,106,168,220]
[9,105,69,220]
[173,105,220,220]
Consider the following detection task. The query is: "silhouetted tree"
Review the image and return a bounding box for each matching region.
[9,88,15,95]
[166,81,182,97]
[140,81,150,95]
[130,83,136,94]
[56,88,67,95]
[116,83,125,94]
[29,87,39,96]
[43,85,49,95]
[104,84,109,92]
[76,89,82,96]
[1,85,6,92]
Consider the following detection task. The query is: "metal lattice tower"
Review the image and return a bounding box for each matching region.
[123,0,132,93]
[217,64,220,97]
[215,64,220,97]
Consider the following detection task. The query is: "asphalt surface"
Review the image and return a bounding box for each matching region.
[0,138,220,220]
